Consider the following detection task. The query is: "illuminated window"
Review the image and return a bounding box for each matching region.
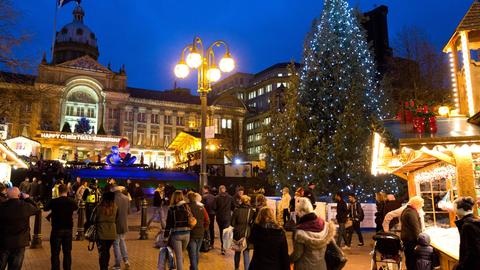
[67,106,74,116]
[247,134,254,142]
[77,107,85,117]
[87,108,95,118]
[125,111,134,121]
[248,91,257,100]
[151,114,159,124]
[258,87,264,96]
[266,84,272,93]
[246,122,254,131]
[255,133,262,141]
[221,119,232,129]
[264,117,271,125]
[176,116,184,126]
[137,113,146,122]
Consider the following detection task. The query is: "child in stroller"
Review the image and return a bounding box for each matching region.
[371,232,403,270]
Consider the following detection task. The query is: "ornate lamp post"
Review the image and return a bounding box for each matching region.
[174,36,235,189]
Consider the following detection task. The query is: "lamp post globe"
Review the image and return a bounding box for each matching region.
[207,67,221,82]
[219,54,235,73]
[174,62,189,78]
[186,51,202,68]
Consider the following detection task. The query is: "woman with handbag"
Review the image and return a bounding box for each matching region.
[163,190,192,270]
[231,195,254,270]
[95,192,118,270]
[290,198,335,270]
[248,207,289,270]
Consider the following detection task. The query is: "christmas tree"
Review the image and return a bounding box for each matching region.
[299,0,386,199]
[74,117,92,134]
[263,64,314,189]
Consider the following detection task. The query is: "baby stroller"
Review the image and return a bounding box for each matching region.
[371,232,403,270]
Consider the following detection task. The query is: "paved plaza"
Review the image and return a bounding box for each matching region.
[22,207,375,270]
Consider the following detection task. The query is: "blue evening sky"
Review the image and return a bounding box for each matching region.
[12,0,471,91]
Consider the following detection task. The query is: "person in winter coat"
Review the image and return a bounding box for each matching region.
[453,196,480,270]
[374,192,387,232]
[290,188,304,223]
[278,187,291,226]
[248,206,289,270]
[202,185,216,248]
[30,178,39,201]
[133,183,144,212]
[290,197,335,270]
[231,195,254,270]
[334,192,348,248]
[383,194,402,231]
[18,177,31,195]
[214,185,235,255]
[95,191,118,270]
[187,192,209,270]
[0,188,39,270]
[111,186,130,270]
[414,233,439,270]
[346,193,365,247]
[400,196,424,270]
[148,184,166,229]
[163,190,191,270]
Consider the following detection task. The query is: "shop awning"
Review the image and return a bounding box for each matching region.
[0,142,29,169]
[391,152,442,180]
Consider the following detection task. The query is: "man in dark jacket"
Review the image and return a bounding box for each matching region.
[187,192,209,270]
[111,186,130,270]
[400,196,424,270]
[346,193,364,247]
[18,177,31,195]
[0,187,39,270]
[303,182,317,209]
[454,196,480,270]
[334,192,349,247]
[214,185,234,254]
[29,178,39,202]
[133,183,144,212]
[202,185,216,248]
[44,184,78,270]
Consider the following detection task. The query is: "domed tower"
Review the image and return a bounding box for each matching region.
[52,5,99,64]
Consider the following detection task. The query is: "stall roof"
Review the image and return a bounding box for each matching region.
[384,118,480,144]
[392,152,440,176]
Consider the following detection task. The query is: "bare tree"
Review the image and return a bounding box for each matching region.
[393,26,450,103]
[0,0,29,70]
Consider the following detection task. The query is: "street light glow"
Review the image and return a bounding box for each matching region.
[186,51,202,68]
[207,67,221,82]
[174,61,190,78]
[219,53,235,72]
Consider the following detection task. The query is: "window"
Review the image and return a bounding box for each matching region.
[77,107,85,117]
[151,134,158,146]
[248,91,257,100]
[176,116,184,126]
[125,111,133,121]
[246,122,254,131]
[266,84,272,93]
[137,132,144,145]
[258,87,264,96]
[254,120,260,129]
[237,93,244,100]
[24,104,32,112]
[277,73,283,77]
[164,115,172,125]
[221,119,232,129]
[164,134,171,145]
[250,102,257,108]
[87,108,95,118]
[247,134,255,142]
[263,117,271,125]
[67,106,74,116]
[416,163,456,228]
[137,112,146,122]
[151,114,159,124]
[255,133,262,141]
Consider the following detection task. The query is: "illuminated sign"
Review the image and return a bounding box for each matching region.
[40,132,121,143]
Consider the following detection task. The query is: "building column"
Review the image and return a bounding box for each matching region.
[453,146,476,199]
[237,117,243,151]
[146,111,151,146]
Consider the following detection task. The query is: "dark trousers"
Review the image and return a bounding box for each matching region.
[50,229,73,270]
[135,197,142,211]
[346,221,364,246]
[282,209,290,225]
[404,241,416,270]
[0,247,25,270]
[97,240,114,270]
[336,223,348,247]
[208,214,215,246]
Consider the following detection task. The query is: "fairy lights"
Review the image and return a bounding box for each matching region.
[460,31,475,116]
[448,52,460,110]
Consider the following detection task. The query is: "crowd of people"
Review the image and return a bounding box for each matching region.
[1,176,480,270]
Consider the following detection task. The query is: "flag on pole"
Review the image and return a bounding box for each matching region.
[58,0,81,7]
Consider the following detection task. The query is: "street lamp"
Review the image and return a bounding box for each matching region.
[174,36,235,189]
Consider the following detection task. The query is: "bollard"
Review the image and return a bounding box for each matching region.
[139,198,148,240]
[30,202,43,248]
[75,201,86,241]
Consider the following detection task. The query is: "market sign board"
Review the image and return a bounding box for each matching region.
[39,132,121,143]
[5,136,40,157]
